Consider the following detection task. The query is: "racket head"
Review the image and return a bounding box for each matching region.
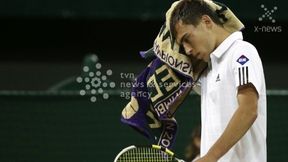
[114,144,184,162]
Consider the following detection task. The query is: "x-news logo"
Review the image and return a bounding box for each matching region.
[258,4,277,23]
[255,4,281,32]
[254,26,282,33]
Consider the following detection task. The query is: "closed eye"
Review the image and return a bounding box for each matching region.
[179,33,188,45]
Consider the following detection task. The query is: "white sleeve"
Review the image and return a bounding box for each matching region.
[232,41,264,94]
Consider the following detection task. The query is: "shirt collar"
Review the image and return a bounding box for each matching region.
[211,31,243,58]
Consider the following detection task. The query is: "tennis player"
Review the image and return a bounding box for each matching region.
[169,0,267,162]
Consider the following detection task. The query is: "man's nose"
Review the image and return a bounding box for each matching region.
[183,42,194,55]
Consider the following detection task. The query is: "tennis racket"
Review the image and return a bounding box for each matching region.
[114,144,185,162]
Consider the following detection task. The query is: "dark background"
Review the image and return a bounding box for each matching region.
[0,0,287,90]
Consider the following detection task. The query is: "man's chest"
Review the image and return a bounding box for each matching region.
[203,60,234,93]
[200,59,238,116]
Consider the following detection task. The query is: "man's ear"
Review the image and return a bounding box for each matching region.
[201,15,213,28]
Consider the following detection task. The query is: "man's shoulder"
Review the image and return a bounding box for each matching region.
[233,40,258,53]
[230,40,259,59]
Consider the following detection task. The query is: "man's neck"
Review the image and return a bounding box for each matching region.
[214,27,232,48]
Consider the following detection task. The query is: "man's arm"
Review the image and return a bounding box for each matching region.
[195,83,258,162]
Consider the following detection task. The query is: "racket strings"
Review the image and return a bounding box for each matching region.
[117,147,173,162]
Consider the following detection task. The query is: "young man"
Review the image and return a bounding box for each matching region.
[170,0,267,162]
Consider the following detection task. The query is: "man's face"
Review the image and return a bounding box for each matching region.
[175,19,215,62]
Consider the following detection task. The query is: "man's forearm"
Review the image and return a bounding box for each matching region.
[206,106,258,160]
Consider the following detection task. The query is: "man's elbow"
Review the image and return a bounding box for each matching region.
[250,108,258,121]
[240,104,258,122]
[246,105,258,121]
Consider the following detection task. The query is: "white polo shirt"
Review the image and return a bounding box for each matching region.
[199,31,267,162]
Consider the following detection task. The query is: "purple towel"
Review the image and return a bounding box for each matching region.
[121,58,194,149]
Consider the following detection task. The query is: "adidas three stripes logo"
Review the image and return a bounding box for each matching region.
[238,66,249,86]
